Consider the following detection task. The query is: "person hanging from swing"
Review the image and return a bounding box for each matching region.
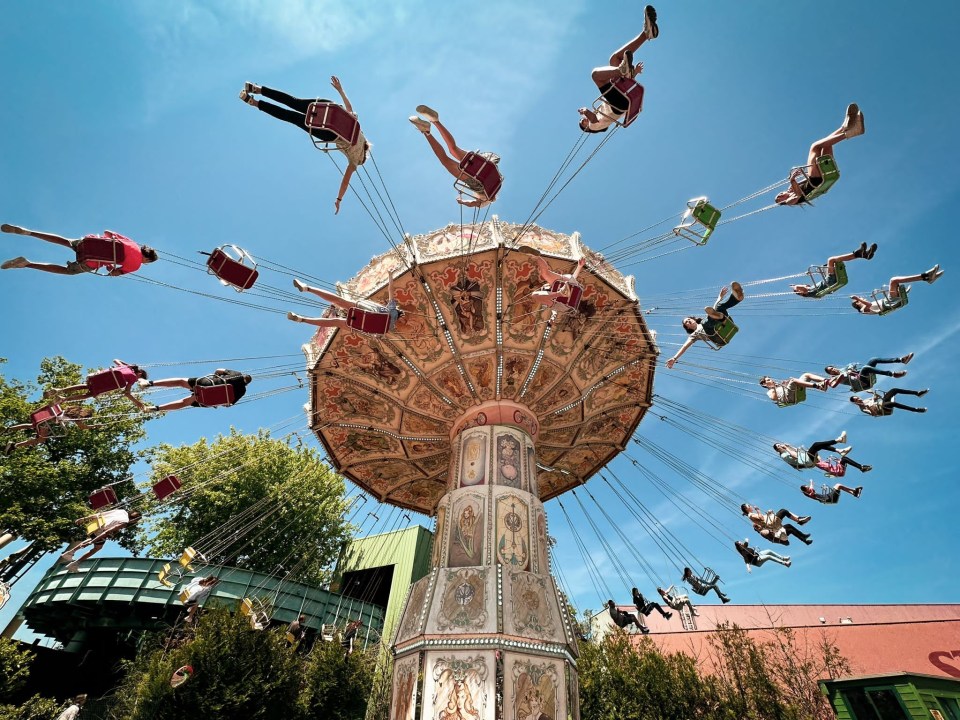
[759,373,828,406]
[182,575,221,623]
[45,359,150,410]
[287,614,308,645]
[409,106,501,207]
[775,103,865,206]
[632,587,672,621]
[578,5,658,133]
[139,368,252,412]
[740,504,812,546]
[606,599,649,634]
[657,585,698,616]
[341,618,363,654]
[800,479,862,505]
[734,539,791,573]
[790,242,877,298]
[1,223,158,275]
[3,404,93,455]
[529,256,587,310]
[665,282,745,368]
[58,507,143,572]
[850,387,928,416]
[288,271,401,334]
[239,76,370,214]
[849,265,943,315]
[824,352,914,391]
[681,567,730,603]
[773,430,872,476]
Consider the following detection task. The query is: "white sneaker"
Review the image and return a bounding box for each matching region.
[409,116,431,133]
[293,278,307,292]
[836,430,847,443]
[137,379,152,388]
[287,312,303,322]
[415,104,439,122]
[843,104,865,138]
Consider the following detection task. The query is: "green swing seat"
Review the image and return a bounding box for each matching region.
[792,154,840,202]
[673,196,722,245]
[809,260,848,299]
[876,284,910,316]
[776,384,807,408]
[703,317,738,349]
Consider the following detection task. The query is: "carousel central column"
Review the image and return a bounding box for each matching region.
[390,400,580,720]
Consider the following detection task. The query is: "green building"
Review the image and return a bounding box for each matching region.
[330,524,434,644]
[820,672,960,720]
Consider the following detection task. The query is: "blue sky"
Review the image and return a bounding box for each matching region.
[2,1,959,635]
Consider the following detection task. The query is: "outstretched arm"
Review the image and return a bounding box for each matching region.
[331,76,353,114]
[335,164,356,215]
[666,337,697,368]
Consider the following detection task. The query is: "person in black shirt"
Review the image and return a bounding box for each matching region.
[632,587,672,620]
[607,599,649,634]
[140,369,252,412]
[682,567,730,603]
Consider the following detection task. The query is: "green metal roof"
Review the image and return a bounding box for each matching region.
[23,556,385,650]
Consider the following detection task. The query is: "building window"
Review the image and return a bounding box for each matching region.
[841,688,909,720]
[936,697,960,720]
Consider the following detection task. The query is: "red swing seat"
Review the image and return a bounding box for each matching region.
[152,474,182,500]
[30,404,64,430]
[304,102,361,149]
[88,486,118,510]
[205,246,259,292]
[594,77,645,128]
[454,152,503,203]
[194,382,237,408]
[550,280,584,311]
[346,307,392,335]
[76,233,128,273]
[86,367,133,396]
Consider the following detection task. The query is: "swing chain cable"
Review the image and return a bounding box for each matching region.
[554,497,613,604]
[569,488,635,593]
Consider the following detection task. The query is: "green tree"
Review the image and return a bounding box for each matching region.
[142,429,351,585]
[0,357,148,550]
[111,608,376,720]
[299,634,375,720]
[578,630,726,720]
[111,608,303,719]
[0,637,33,700]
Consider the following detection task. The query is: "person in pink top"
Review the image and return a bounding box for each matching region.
[1,223,158,276]
[46,359,150,410]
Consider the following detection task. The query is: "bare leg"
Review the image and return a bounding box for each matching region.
[148,378,194,390]
[9,261,81,276]
[835,484,860,496]
[608,31,648,68]
[149,396,199,413]
[47,384,91,400]
[535,256,564,285]
[421,131,465,177]
[1,225,75,248]
[431,120,469,162]
[591,67,622,87]
[287,314,349,329]
[888,273,924,294]
[292,281,356,310]
[805,127,847,179]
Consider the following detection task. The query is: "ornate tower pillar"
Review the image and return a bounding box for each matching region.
[391,400,580,720]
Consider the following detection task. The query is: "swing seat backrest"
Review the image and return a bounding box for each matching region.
[346,307,392,335]
[673,197,722,245]
[701,568,719,585]
[206,246,259,292]
[85,516,106,536]
[593,77,645,127]
[30,404,64,430]
[792,154,840,202]
[179,547,203,570]
[77,235,127,271]
[178,587,192,604]
[877,284,910,316]
[152,474,182,501]
[304,102,360,146]
[194,382,236,408]
[777,384,806,407]
[809,260,848,299]
[550,280,584,310]
[86,367,132,396]
[88,486,118,510]
[158,562,184,588]
[846,370,874,393]
[286,631,298,645]
[705,318,738,349]
[455,152,503,202]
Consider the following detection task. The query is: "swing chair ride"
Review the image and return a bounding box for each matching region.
[1,7,951,719]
